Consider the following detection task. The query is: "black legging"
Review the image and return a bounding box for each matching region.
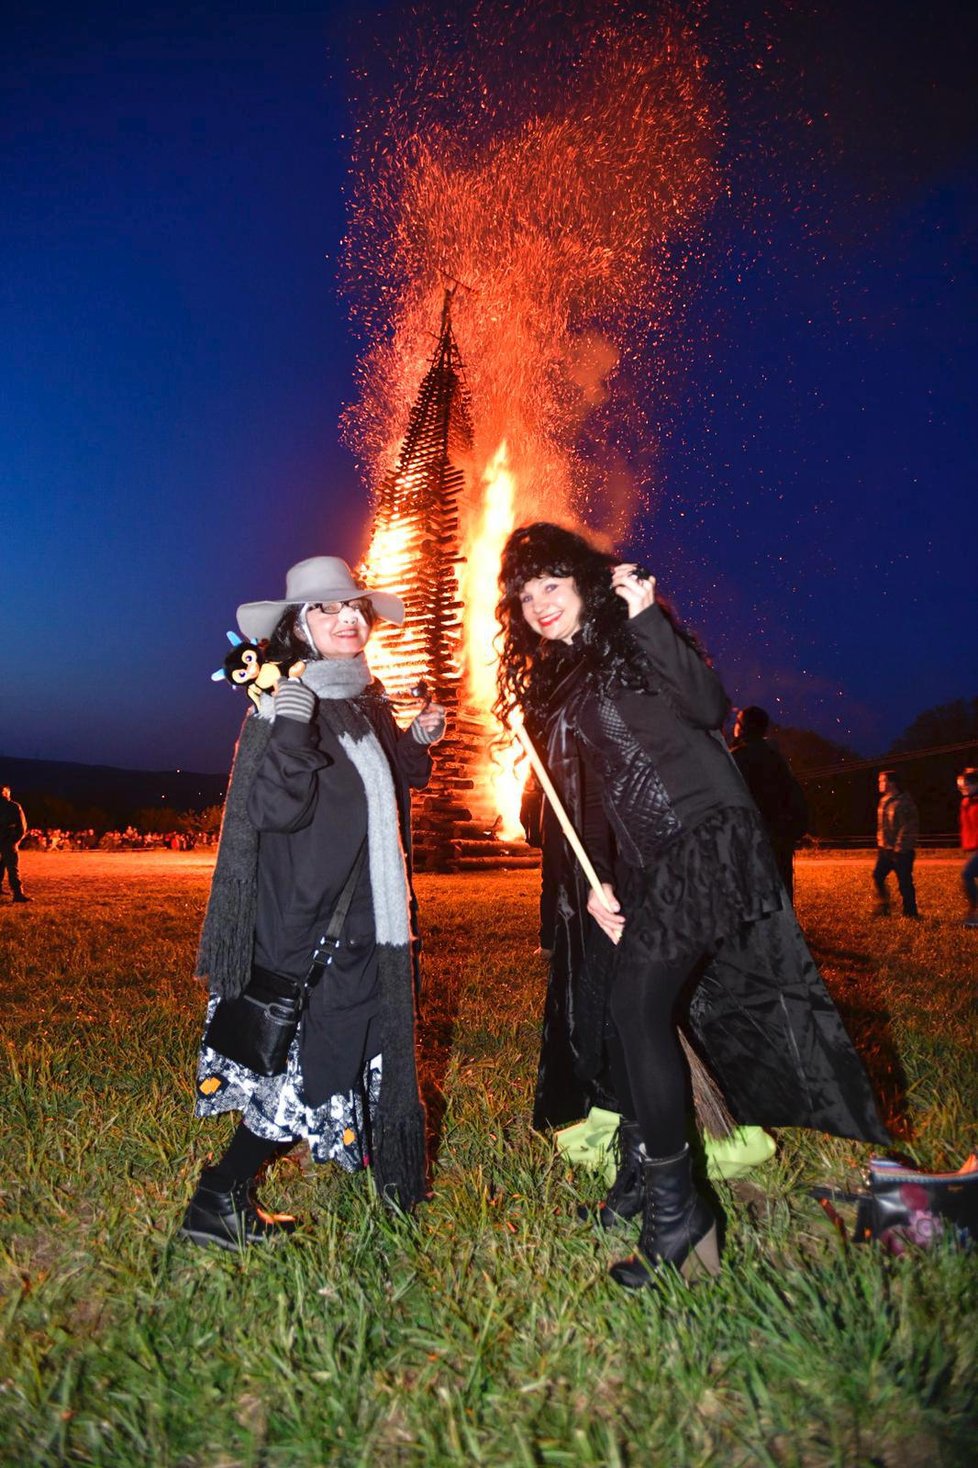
[608,945,709,1158]
[211,1123,292,1185]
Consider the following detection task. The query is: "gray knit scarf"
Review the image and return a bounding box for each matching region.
[258,657,410,949]
[195,653,426,1208]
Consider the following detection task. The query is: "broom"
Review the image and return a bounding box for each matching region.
[509,712,735,1139]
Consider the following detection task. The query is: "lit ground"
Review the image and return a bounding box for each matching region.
[1,850,975,1465]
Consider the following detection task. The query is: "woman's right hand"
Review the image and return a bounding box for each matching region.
[271,677,316,724]
[611,563,656,617]
[587,882,626,943]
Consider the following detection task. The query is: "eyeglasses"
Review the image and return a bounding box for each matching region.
[307,597,371,617]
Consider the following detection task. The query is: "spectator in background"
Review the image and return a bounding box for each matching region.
[730,707,809,901]
[957,767,978,929]
[0,785,30,902]
[873,770,919,919]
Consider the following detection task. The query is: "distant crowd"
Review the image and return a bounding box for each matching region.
[19,826,219,852]
[3,746,977,930]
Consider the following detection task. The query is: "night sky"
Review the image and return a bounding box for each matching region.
[2,1,975,776]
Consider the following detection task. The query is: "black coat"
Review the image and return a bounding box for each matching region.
[195,682,432,1207]
[730,737,809,850]
[245,689,431,1103]
[532,613,887,1145]
[247,687,430,983]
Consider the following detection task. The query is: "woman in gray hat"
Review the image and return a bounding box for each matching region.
[181,556,446,1249]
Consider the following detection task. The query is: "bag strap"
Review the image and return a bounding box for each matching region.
[313,840,368,958]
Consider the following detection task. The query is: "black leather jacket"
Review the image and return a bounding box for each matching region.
[545,605,751,879]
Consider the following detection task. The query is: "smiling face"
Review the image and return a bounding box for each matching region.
[305,599,373,659]
[519,574,584,644]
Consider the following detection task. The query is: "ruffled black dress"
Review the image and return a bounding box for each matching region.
[531,605,888,1146]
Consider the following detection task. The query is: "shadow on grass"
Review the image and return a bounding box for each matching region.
[417,949,464,1169]
[807,935,911,1140]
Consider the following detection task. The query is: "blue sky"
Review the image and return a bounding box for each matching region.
[2,1,974,772]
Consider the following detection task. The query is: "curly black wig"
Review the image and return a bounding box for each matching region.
[494,522,674,727]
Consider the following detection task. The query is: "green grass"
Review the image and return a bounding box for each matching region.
[1,851,976,1466]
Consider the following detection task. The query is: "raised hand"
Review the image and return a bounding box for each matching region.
[611,563,656,617]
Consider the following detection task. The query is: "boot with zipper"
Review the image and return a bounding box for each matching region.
[179,1166,297,1251]
[609,1143,720,1288]
[577,1118,644,1230]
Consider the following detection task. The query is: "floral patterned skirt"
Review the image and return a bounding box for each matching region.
[195,994,382,1170]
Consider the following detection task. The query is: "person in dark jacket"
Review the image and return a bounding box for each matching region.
[0,785,30,902]
[495,523,887,1290]
[957,767,978,929]
[730,706,808,900]
[182,556,446,1250]
[873,770,919,918]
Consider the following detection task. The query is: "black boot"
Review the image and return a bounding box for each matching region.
[577,1118,645,1230]
[178,1166,297,1251]
[609,1144,720,1288]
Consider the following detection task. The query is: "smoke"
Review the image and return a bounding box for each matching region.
[341,0,723,537]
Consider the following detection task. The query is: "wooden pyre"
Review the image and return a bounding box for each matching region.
[359,297,538,872]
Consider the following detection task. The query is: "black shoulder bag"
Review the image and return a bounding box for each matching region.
[204,842,368,1077]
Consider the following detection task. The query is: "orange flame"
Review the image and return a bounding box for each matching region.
[358,503,450,717]
[461,440,525,837]
[343,11,721,535]
[347,7,722,832]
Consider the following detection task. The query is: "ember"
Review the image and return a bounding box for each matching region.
[346,2,722,861]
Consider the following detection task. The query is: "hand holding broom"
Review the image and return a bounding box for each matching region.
[507,708,735,1139]
[507,710,623,939]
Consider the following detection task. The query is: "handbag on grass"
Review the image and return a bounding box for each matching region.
[813,1152,978,1254]
[854,1153,978,1253]
[204,842,367,1077]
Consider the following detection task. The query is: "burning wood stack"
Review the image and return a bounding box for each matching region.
[359,296,538,872]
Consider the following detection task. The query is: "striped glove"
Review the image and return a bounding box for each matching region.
[410,707,446,745]
[273,679,316,723]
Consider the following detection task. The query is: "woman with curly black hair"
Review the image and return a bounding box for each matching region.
[497,522,886,1288]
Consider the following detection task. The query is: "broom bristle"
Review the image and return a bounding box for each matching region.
[679,1030,736,1138]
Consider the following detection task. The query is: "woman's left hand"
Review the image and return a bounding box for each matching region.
[412,701,447,746]
[611,563,656,617]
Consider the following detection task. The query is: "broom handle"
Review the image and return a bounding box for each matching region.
[508,713,620,936]
[511,715,733,1134]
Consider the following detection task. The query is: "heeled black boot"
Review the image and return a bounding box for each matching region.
[609,1143,720,1288]
[178,1166,298,1251]
[577,1118,645,1230]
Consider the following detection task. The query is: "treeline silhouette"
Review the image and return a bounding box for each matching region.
[0,755,226,837]
[774,696,978,844]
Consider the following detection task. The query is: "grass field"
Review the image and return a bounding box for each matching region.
[1,851,976,1467]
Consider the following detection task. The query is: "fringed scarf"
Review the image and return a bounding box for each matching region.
[195,654,427,1208]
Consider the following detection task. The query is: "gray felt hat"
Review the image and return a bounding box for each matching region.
[236,556,405,641]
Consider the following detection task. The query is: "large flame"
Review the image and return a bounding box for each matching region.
[462,440,524,837]
[463,440,514,712]
[347,2,722,829]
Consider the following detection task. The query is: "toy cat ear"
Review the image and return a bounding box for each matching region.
[213,630,246,682]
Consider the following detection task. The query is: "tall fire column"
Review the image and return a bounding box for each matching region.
[359,297,538,872]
